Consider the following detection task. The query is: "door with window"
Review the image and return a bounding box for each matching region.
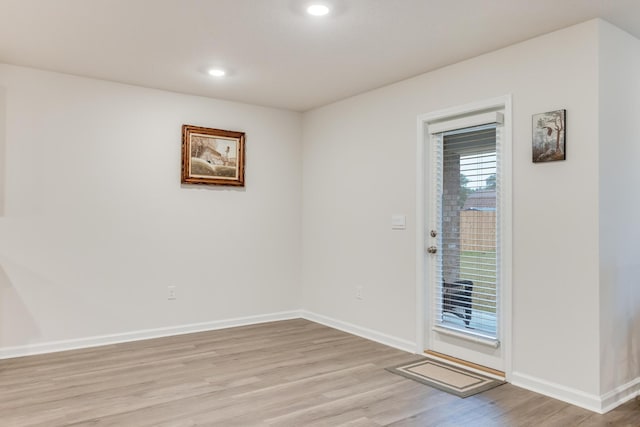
[422,103,510,374]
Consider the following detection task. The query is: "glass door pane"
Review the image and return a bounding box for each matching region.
[435,125,498,338]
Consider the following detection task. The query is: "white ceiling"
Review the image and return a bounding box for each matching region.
[0,0,639,111]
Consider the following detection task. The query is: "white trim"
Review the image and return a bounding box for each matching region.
[417,96,510,124]
[432,326,500,348]
[513,373,640,414]
[500,95,513,381]
[416,95,513,377]
[511,371,603,414]
[415,116,427,354]
[4,302,635,414]
[427,111,503,134]
[600,376,640,414]
[0,310,418,360]
[0,310,301,360]
[300,310,417,354]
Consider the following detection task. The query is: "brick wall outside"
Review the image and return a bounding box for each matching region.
[441,152,460,283]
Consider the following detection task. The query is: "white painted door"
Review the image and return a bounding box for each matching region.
[420,99,511,374]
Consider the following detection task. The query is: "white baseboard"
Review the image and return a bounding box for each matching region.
[0,310,301,360]
[600,376,640,413]
[5,308,636,414]
[513,371,640,414]
[299,310,417,354]
[0,309,416,360]
[511,371,603,413]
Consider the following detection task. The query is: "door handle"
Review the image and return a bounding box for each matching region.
[427,246,437,254]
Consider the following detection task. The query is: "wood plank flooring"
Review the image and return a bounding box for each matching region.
[0,319,638,426]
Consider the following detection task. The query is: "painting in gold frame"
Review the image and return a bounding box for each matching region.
[181,124,245,186]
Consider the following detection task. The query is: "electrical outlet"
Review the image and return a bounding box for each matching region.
[356,286,364,300]
[168,285,177,300]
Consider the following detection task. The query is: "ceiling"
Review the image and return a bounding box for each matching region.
[0,0,639,111]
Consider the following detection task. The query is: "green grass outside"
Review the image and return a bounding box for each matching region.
[458,250,497,313]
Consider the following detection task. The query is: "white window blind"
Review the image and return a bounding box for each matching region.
[433,124,499,338]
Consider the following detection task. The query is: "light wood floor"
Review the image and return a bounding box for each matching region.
[1,319,639,426]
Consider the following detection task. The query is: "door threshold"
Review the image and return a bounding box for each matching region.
[424,350,505,380]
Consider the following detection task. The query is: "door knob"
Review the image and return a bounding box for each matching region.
[427,246,437,254]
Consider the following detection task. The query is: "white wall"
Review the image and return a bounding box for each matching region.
[0,86,5,216]
[302,21,602,398]
[0,64,302,351]
[598,21,640,401]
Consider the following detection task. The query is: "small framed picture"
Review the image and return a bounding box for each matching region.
[532,109,566,163]
[181,124,245,186]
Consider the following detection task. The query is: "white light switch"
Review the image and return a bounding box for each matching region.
[391,214,406,230]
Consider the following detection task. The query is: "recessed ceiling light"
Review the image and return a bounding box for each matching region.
[208,68,226,77]
[306,4,330,16]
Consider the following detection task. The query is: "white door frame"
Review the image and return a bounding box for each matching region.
[415,95,513,379]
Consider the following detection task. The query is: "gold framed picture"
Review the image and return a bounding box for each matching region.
[181,124,245,186]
